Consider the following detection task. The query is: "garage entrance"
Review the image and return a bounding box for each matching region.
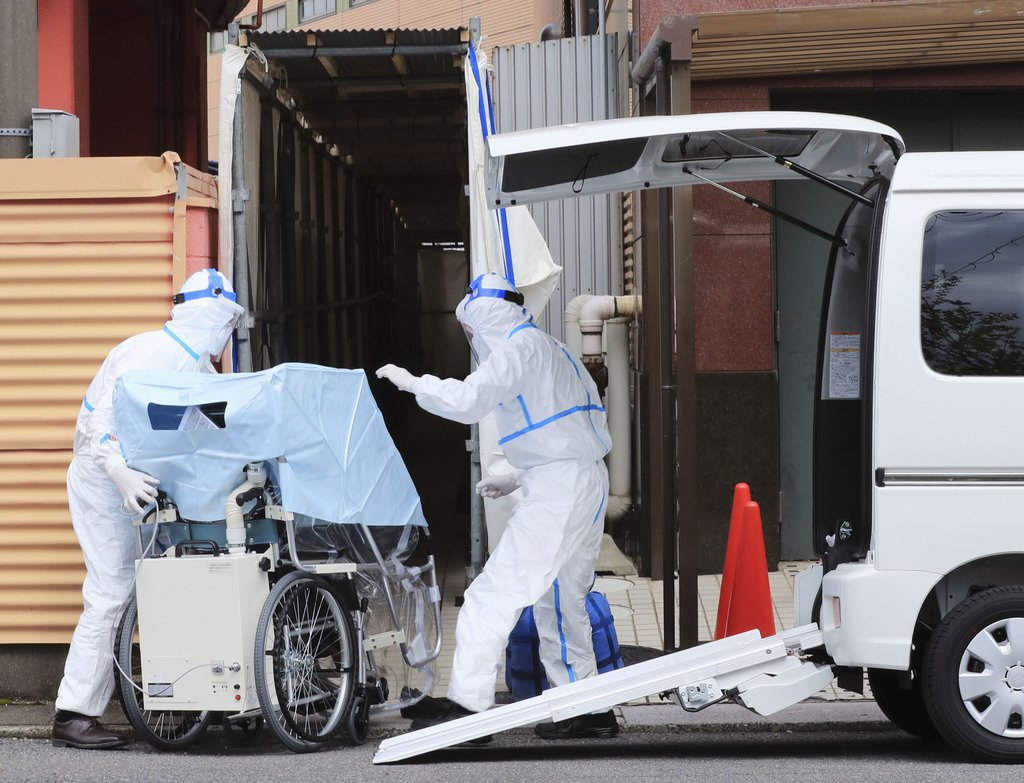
[229,26,474,567]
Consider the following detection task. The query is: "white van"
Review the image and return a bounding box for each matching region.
[485,112,1024,763]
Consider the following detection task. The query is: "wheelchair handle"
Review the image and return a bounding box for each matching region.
[235,486,264,506]
[174,539,221,558]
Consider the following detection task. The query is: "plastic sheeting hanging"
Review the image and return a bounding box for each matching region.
[465,44,561,313]
[217,43,251,277]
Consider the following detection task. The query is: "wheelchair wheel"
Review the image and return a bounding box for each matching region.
[254,571,357,752]
[345,694,370,745]
[115,596,212,750]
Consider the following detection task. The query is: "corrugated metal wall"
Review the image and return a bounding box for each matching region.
[243,76,422,375]
[493,34,620,340]
[0,156,203,643]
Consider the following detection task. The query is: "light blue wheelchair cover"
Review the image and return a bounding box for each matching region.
[113,363,427,527]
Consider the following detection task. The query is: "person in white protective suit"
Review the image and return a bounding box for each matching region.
[376,272,618,740]
[52,269,244,749]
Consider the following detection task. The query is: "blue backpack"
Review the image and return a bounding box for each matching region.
[505,591,624,700]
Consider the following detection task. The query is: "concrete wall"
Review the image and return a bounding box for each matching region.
[0,2,37,159]
[0,646,66,701]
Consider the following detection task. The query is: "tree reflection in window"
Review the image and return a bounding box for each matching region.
[921,211,1024,376]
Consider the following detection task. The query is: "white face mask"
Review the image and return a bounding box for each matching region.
[170,296,244,362]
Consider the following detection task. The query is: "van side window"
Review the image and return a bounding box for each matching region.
[921,210,1024,376]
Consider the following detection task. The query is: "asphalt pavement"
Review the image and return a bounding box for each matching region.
[1,702,1018,783]
[0,698,890,741]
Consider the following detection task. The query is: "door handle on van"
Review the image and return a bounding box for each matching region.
[877,469,1024,486]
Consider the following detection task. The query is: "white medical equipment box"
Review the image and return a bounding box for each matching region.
[135,551,270,712]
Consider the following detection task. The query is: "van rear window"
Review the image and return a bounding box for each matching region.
[921,210,1024,376]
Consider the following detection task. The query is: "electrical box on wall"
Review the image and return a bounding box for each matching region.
[31,109,79,158]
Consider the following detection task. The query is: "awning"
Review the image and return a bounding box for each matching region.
[690,0,1024,81]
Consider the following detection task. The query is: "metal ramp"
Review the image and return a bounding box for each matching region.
[374,624,832,763]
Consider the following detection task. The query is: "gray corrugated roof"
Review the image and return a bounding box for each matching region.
[250,28,466,80]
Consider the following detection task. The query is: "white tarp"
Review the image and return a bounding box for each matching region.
[217,43,250,276]
[113,363,428,528]
[465,44,561,315]
[465,44,561,549]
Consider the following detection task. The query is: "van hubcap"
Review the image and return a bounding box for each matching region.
[957,617,1024,737]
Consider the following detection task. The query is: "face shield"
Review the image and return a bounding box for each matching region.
[211,310,242,359]
[462,323,480,364]
[170,269,245,360]
[457,275,525,365]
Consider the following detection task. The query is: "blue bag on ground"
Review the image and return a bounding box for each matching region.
[505,591,624,700]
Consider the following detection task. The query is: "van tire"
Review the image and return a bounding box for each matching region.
[922,585,1024,763]
[867,667,937,739]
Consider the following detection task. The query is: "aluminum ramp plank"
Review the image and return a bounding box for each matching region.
[374,624,824,763]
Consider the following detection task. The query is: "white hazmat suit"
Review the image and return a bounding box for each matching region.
[56,269,244,718]
[377,273,611,713]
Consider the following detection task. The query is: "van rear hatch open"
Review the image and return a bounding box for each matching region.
[485,111,905,206]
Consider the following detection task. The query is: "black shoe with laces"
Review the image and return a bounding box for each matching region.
[52,712,129,749]
[534,710,619,739]
[408,697,492,744]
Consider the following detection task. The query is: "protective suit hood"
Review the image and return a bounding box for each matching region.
[166,268,244,359]
[455,273,532,363]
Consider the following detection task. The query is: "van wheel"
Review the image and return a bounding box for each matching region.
[867,667,937,739]
[922,585,1024,763]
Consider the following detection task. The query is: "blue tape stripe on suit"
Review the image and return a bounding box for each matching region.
[497,404,604,445]
[162,325,200,361]
[553,579,577,683]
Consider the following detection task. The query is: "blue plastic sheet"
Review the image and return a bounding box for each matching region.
[113,363,427,527]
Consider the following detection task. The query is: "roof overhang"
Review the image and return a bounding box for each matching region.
[198,0,250,30]
[689,0,1024,81]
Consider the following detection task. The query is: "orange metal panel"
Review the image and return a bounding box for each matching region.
[0,611,86,629]
[0,156,181,201]
[0,155,220,644]
[0,449,83,644]
[0,571,84,588]
[0,589,84,607]
[0,549,85,568]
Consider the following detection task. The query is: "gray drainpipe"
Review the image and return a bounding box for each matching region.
[466,16,487,580]
[228,22,254,372]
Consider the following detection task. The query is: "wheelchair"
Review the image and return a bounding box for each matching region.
[114,460,442,753]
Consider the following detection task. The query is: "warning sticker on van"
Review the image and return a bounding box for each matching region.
[829,332,861,399]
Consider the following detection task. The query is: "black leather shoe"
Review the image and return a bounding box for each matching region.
[402,694,454,720]
[52,713,129,749]
[409,698,492,744]
[535,710,619,739]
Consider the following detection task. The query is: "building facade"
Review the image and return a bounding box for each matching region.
[629,2,1024,631]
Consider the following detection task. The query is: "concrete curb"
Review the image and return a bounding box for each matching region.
[0,700,892,743]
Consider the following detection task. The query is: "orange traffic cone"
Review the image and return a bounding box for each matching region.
[714,483,750,640]
[722,501,776,639]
